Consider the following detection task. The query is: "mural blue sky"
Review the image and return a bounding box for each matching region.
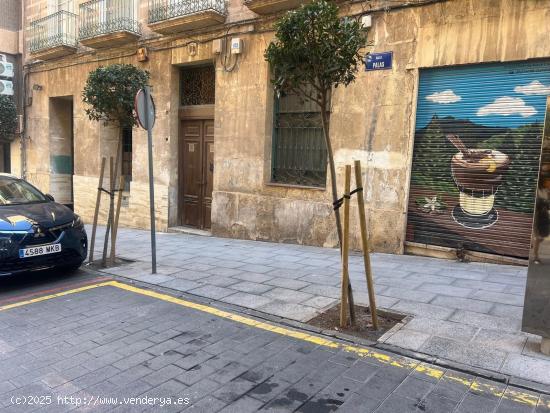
[416,61,550,129]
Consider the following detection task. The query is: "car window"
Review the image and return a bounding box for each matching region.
[0,178,47,205]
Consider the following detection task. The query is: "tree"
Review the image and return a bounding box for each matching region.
[82,64,150,130]
[82,64,149,266]
[265,0,367,246]
[0,95,17,144]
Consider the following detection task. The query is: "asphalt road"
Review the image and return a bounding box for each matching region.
[0,269,548,412]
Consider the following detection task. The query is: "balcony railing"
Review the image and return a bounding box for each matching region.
[28,11,77,55]
[79,0,141,42]
[148,0,226,24]
[244,0,308,15]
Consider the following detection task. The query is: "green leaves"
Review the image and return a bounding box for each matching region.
[264,0,366,107]
[0,95,17,143]
[82,64,150,128]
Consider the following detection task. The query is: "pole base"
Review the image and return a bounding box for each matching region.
[542,337,550,356]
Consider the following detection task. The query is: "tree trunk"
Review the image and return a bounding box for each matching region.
[102,128,123,266]
[320,95,343,247]
[320,92,356,324]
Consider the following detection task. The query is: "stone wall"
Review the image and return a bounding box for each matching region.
[22,0,550,255]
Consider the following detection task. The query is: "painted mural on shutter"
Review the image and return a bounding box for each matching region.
[407,61,550,259]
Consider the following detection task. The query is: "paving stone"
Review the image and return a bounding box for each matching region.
[501,354,550,384]
[383,329,431,351]
[186,396,227,413]
[391,300,456,320]
[218,395,264,413]
[231,272,273,284]
[160,278,203,292]
[263,288,314,304]
[404,317,478,342]
[375,394,420,412]
[431,296,494,314]
[263,277,310,290]
[489,303,524,320]
[257,301,319,322]
[418,393,459,413]
[456,393,499,413]
[337,392,381,413]
[449,310,522,332]
[453,279,508,293]
[379,287,437,303]
[470,290,524,306]
[472,329,528,354]
[417,283,474,298]
[421,336,507,371]
[188,285,236,300]
[222,292,274,309]
[229,281,274,294]
[395,376,436,401]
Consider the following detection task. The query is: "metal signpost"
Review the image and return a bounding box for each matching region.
[135,86,157,274]
[365,52,393,71]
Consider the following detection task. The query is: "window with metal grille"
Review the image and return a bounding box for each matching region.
[271,89,328,187]
[121,127,132,191]
[180,65,215,106]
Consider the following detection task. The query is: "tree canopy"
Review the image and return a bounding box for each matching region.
[0,95,17,143]
[82,64,150,129]
[264,0,366,107]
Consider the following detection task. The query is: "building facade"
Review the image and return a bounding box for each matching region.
[0,0,23,173]
[20,0,550,263]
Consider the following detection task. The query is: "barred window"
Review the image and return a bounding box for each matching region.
[180,65,215,106]
[271,88,328,187]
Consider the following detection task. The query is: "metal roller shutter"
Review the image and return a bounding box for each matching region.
[407,61,550,259]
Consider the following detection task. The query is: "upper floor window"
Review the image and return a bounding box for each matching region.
[48,0,74,13]
[271,87,328,188]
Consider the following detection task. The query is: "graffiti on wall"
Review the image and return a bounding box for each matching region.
[407,63,550,258]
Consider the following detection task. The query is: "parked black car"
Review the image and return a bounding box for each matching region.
[0,174,87,276]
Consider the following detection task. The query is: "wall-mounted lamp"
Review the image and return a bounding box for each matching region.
[32,84,43,91]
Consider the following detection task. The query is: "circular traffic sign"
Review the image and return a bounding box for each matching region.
[134,88,156,130]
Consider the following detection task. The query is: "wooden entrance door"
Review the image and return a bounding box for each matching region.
[180,120,214,229]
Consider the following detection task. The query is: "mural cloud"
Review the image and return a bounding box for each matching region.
[514,80,550,95]
[426,90,461,104]
[477,96,537,118]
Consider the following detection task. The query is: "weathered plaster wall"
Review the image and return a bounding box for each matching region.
[22,0,550,254]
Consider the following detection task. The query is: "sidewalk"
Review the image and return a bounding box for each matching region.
[87,226,550,387]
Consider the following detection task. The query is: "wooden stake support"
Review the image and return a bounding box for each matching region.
[102,136,123,267]
[354,160,379,330]
[340,165,352,328]
[102,157,115,267]
[89,157,106,264]
[110,174,125,266]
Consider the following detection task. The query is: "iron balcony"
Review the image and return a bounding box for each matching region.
[244,0,310,15]
[79,0,141,48]
[148,0,226,34]
[28,10,77,60]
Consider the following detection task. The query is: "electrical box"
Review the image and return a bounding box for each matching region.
[361,15,372,29]
[0,79,14,96]
[231,38,243,55]
[212,38,223,55]
[0,61,14,78]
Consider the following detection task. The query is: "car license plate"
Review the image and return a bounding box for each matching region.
[19,244,62,258]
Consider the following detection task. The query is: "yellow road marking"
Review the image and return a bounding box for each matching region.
[0,279,547,408]
[0,281,113,312]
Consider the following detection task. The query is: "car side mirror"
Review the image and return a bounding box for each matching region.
[45,194,55,202]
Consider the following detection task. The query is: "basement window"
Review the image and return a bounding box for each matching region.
[271,88,328,188]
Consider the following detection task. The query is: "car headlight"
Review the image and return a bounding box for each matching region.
[72,215,84,228]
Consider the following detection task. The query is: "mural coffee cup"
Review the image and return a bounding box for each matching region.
[451,149,510,216]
